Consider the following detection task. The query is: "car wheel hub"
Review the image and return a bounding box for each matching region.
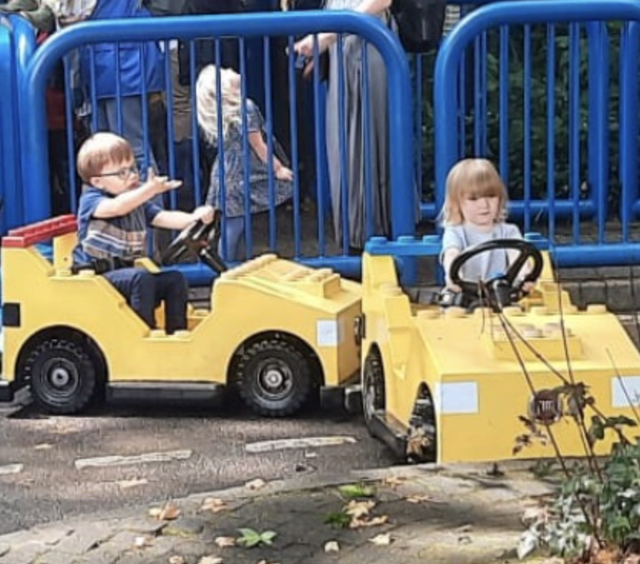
[364,377,376,416]
[264,368,284,388]
[42,359,78,392]
[256,360,292,398]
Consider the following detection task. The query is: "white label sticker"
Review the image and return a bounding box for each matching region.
[436,381,479,414]
[317,320,339,347]
[611,376,640,408]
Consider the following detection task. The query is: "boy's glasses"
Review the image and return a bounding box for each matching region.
[97,165,139,180]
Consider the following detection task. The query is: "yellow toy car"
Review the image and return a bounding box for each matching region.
[0,215,362,417]
[361,235,640,463]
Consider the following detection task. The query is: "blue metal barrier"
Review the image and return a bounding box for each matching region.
[0,16,28,232]
[435,0,640,267]
[22,12,415,283]
[620,21,640,230]
[9,14,35,230]
[418,1,609,227]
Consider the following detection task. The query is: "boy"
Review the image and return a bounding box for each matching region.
[73,132,214,333]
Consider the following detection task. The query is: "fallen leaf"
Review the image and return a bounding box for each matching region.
[594,549,622,564]
[344,500,375,518]
[350,515,389,529]
[134,535,152,548]
[117,478,148,489]
[338,483,376,498]
[200,497,228,513]
[159,504,181,521]
[304,451,318,459]
[405,494,444,504]
[245,478,267,490]
[198,557,223,564]
[34,443,53,450]
[236,528,277,548]
[367,516,389,526]
[369,533,392,545]
[324,541,340,553]
[149,503,181,521]
[257,561,281,564]
[214,536,236,548]
[382,476,406,487]
[169,556,187,564]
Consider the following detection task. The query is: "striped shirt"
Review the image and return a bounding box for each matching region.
[73,186,162,264]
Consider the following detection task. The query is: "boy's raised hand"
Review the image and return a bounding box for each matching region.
[146,168,182,194]
[191,205,215,225]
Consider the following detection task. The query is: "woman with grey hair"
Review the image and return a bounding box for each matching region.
[294,0,395,253]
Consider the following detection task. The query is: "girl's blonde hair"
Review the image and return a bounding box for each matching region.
[196,65,242,145]
[440,158,508,226]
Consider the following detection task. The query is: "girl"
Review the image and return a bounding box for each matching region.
[440,158,529,293]
[196,65,293,261]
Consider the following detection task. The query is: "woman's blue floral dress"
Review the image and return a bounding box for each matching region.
[206,99,293,218]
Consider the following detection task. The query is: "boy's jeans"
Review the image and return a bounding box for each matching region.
[104,268,188,334]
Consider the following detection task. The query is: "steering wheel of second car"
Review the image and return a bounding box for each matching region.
[448,238,543,308]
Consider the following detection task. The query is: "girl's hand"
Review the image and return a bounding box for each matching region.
[521,280,536,294]
[191,205,215,225]
[276,165,294,182]
[445,278,462,293]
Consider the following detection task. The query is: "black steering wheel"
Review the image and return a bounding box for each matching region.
[161,209,227,274]
[449,238,543,308]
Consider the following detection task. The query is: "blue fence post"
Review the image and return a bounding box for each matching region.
[0,17,24,231]
[620,22,638,234]
[587,22,609,242]
[9,15,38,224]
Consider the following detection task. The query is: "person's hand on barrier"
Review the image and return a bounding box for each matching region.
[275,165,294,182]
[191,205,215,225]
[294,32,334,57]
[146,168,182,195]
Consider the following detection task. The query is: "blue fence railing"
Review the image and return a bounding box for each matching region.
[0,16,26,232]
[435,0,640,266]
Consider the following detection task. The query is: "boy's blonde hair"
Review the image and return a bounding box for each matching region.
[440,158,508,226]
[196,65,242,145]
[77,132,134,184]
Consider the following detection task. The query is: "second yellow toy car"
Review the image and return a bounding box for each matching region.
[361,236,640,463]
[0,215,362,417]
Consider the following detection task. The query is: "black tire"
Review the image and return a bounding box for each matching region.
[23,338,99,415]
[234,337,313,417]
[362,349,385,436]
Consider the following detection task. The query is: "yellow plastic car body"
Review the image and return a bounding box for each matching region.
[0,216,362,416]
[361,236,640,463]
